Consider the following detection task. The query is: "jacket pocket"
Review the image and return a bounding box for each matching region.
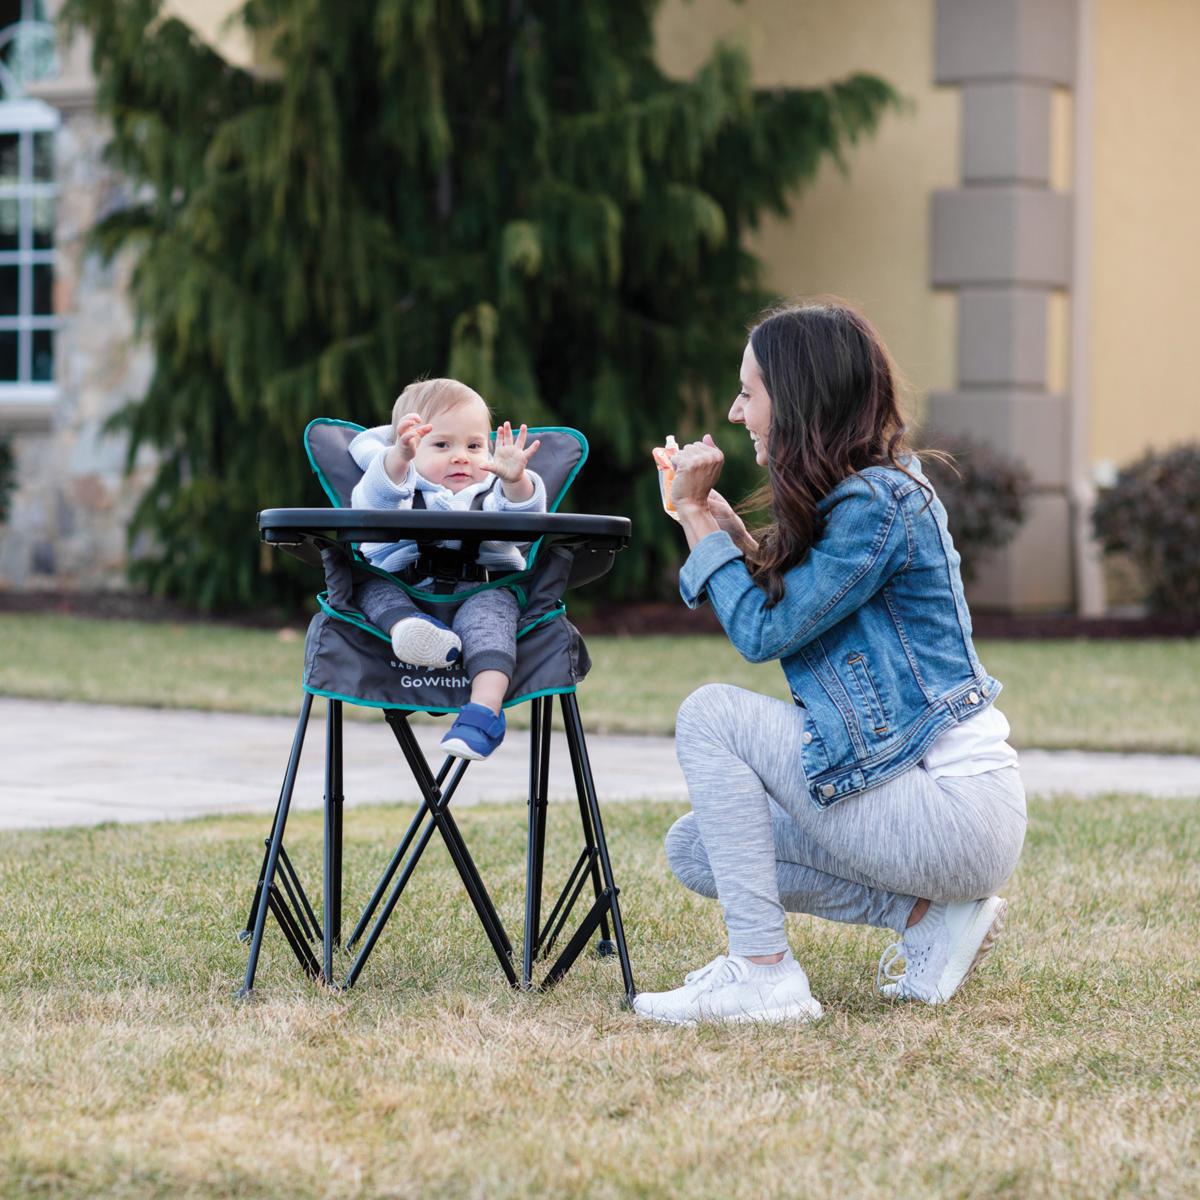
[846,652,891,737]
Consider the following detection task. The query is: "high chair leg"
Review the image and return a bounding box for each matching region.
[343,807,440,990]
[552,693,635,1003]
[523,696,553,987]
[323,699,344,982]
[344,752,457,952]
[561,699,614,953]
[239,692,317,997]
[343,712,516,989]
[390,714,514,971]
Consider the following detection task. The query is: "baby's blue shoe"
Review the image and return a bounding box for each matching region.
[440,703,506,761]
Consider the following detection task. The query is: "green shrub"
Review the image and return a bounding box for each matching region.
[0,434,15,524]
[921,434,1031,582]
[1092,442,1200,616]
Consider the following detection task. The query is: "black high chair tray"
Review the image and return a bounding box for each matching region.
[259,508,631,549]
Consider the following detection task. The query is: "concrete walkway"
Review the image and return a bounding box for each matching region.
[1,696,1197,832]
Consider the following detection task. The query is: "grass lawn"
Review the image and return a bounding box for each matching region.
[1,613,1199,752]
[2,793,1198,1198]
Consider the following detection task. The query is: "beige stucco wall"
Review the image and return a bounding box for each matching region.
[1087,0,1200,469]
[655,0,958,414]
[164,0,253,67]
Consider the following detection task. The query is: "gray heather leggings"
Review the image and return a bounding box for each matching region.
[669,684,1027,957]
[356,576,520,679]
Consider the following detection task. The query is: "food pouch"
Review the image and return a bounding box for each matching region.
[652,435,681,522]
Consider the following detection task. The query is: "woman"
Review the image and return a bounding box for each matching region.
[634,302,1026,1025]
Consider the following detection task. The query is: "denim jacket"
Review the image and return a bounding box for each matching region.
[679,460,1001,809]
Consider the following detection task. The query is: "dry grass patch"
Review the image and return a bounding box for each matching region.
[2,795,1199,1198]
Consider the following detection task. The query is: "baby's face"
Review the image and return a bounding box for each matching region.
[413,398,492,492]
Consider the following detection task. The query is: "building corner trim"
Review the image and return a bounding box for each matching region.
[1068,0,1106,616]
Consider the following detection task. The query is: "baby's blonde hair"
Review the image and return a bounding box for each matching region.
[391,378,491,428]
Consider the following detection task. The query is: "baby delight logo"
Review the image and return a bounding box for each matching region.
[389,659,471,689]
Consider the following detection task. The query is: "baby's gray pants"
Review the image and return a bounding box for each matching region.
[669,684,1027,957]
[355,576,519,679]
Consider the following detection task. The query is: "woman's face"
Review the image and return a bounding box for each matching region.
[728,340,772,467]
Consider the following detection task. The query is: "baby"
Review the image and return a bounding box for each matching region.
[348,377,545,760]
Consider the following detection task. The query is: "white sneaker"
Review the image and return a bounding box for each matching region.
[877,896,1008,1005]
[389,616,462,667]
[632,951,823,1026]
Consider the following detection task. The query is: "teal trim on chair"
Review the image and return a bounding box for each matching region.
[515,603,566,640]
[316,590,565,644]
[302,682,578,715]
[315,591,389,641]
[304,417,366,506]
[523,426,587,572]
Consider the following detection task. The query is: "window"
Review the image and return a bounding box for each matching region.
[0,0,57,399]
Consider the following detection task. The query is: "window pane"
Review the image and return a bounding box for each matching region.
[0,134,17,186]
[0,265,17,313]
[0,196,16,251]
[33,262,51,312]
[0,330,16,380]
[32,326,51,381]
[32,130,52,181]
[31,194,51,248]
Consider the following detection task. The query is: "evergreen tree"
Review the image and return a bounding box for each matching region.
[65,0,898,609]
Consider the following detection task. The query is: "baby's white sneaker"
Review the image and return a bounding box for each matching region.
[632,950,823,1026]
[389,615,462,667]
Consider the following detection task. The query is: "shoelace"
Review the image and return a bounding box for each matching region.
[682,955,737,993]
[876,942,906,991]
[880,935,943,1002]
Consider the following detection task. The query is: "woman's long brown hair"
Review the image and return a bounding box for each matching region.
[743,301,923,606]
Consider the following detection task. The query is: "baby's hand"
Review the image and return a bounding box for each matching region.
[393,412,433,464]
[483,421,541,484]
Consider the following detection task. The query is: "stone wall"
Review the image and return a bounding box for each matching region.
[0,105,154,591]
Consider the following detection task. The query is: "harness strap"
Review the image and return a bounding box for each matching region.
[410,485,490,589]
[411,488,490,512]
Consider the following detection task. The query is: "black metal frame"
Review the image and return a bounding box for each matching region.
[238,691,634,1002]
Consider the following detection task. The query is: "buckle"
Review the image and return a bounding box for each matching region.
[414,550,491,587]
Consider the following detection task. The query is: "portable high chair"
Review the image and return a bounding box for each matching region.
[238,420,636,1003]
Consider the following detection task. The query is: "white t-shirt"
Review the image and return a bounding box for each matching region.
[922,704,1019,779]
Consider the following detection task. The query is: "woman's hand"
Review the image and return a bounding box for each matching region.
[667,435,727,551]
[707,487,758,554]
[671,434,725,511]
[705,487,738,529]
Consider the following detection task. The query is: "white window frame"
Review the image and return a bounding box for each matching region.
[0,5,58,409]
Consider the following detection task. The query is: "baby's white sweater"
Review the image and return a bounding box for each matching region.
[348,425,547,575]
